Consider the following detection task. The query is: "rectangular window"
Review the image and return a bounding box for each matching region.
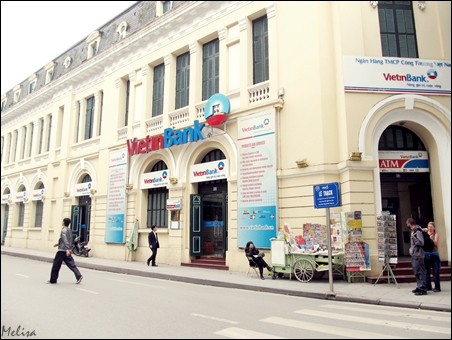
[28,123,34,157]
[147,188,168,228]
[12,130,18,162]
[152,64,165,117]
[98,92,103,136]
[6,133,12,163]
[47,115,52,152]
[18,202,25,227]
[202,39,219,101]
[163,1,172,13]
[378,1,418,58]
[21,126,27,159]
[253,16,269,84]
[28,81,36,94]
[125,80,130,126]
[35,201,44,227]
[85,96,95,140]
[38,118,44,154]
[175,52,190,109]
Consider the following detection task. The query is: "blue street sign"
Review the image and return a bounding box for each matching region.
[313,182,341,209]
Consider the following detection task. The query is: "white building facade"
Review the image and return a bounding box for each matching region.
[1,1,450,276]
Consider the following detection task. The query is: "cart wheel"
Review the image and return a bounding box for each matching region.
[293,259,315,282]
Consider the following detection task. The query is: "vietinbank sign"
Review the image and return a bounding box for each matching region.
[190,160,229,183]
[141,170,169,189]
[127,94,230,157]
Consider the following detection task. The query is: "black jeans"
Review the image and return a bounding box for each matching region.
[50,251,82,283]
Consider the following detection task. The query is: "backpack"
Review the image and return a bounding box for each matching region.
[421,230,434,252]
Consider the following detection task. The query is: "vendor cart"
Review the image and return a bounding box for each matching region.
[271,238,344,282]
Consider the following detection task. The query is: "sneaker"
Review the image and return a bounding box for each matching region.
[411,288,420,293]
[433,289,441,292]
[46,280,56,284]
[76,276,83,284]
[414,290,427,296]
[260,276,265,280]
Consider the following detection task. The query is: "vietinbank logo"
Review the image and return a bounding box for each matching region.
[192,161,225,177]
[241,117,270,133]
[383,69,439,82]
[143,171,167,184]
[204,93,230,126]
[127,120,205,156]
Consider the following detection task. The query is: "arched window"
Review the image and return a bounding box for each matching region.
[81,174,92,183]
[35,183,44,228]
[147,161,169,228]
[201,149,225,163]
[379,125,426,151]
[17,185,26,227]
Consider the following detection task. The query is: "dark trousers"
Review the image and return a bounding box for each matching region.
[148,247,158,265]
[50,251,82,283]
[253,256,269,276]
[425,252,441,291]
[411,256,427,292]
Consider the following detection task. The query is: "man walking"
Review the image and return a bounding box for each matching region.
[47,217,83,284]
[147,224,160,267]
[406,218,427,295]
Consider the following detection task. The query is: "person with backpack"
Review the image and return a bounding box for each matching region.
[423,221,441,292]
[406,218,427,295]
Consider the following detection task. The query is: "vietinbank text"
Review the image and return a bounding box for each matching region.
[127,120,205,156]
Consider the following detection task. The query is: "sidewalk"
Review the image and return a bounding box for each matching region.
[2,246,450,313]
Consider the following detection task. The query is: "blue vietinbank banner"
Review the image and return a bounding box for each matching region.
[105,147,128,243]
[237,110,277,249]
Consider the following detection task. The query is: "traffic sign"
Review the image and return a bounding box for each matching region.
[313,182,341,209]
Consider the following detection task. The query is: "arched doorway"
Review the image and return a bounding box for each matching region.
[71,174,92,242]
[379,125,433,257]
[190,149,228,258]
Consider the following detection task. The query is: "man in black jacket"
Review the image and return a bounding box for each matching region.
[147,224,160,267]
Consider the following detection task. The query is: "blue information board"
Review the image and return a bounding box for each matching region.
[313,182,341,209]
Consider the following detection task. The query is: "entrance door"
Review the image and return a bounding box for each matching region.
[190,180,228,258]
[71,197,91,242]
[202,191,227,256]
[1,204,9,244]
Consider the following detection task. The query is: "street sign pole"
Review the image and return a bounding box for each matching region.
[326,207,333,293]
[313,182,341,296]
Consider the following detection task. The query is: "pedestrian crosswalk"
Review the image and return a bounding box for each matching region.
[214,302,451,339]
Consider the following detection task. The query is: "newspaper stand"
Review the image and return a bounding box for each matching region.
[270,238,344,282]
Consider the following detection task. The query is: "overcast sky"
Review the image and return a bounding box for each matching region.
[1,1,137,95]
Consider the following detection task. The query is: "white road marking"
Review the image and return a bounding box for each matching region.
[76,288,99,294]
[261,316,407,339]
[295,309,451,335]
[15,274,29,278]
[215,327,286,339]
[320,303,452,322]
[191,313,238,324]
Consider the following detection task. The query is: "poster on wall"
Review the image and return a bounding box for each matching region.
[105,147,128,243]
[237,110,277,249]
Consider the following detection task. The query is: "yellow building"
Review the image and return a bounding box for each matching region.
[1,1,450,277]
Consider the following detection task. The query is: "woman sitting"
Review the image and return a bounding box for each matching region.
[245,241,272,280]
